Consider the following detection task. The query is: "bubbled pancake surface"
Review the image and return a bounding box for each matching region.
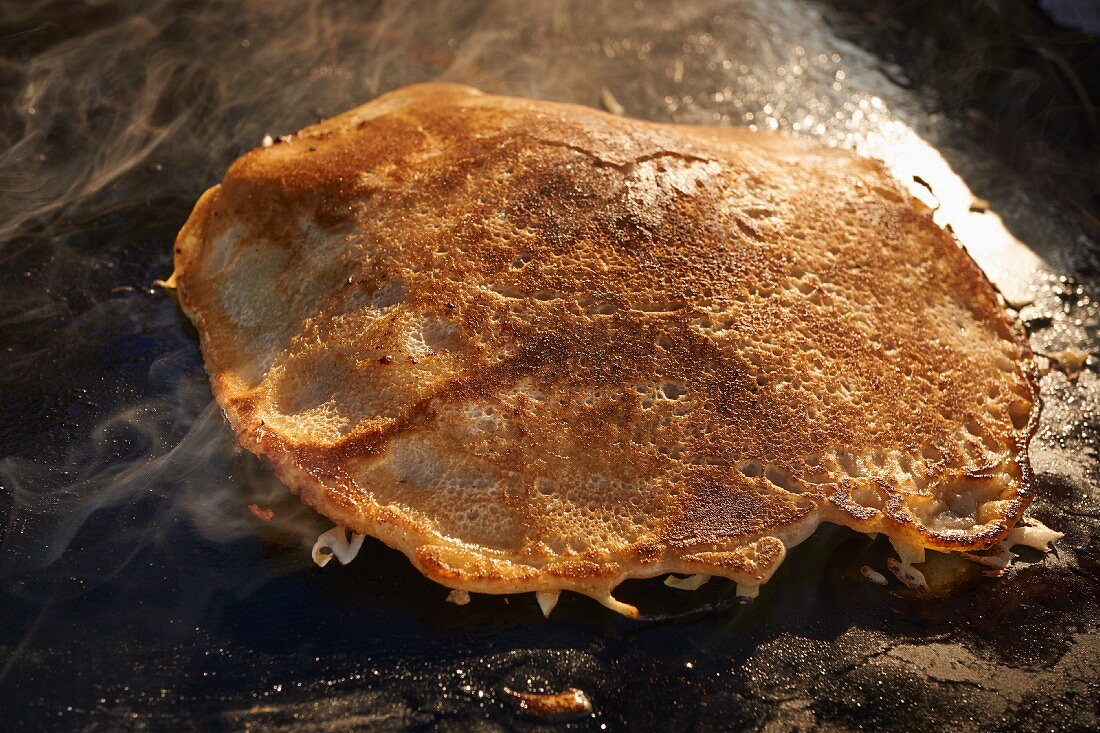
[172,83,1038,612]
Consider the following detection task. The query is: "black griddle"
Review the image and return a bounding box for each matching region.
[1,1,1097,730]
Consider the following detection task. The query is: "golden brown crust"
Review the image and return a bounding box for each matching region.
[503,688,593,720]
[172,83,1038,610]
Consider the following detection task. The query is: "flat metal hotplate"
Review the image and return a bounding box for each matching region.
[1,1,1097,730]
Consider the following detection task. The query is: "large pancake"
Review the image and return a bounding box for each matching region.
[171,83,1038,616]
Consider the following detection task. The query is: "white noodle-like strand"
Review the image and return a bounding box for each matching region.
[594,592,639,618]
[963,517,1064,569]
[735,582,760,599]
[887,537,928,589]
[311,525,366,567]
[861,565,888,585]
[1005,518,1063,552]
[664,574,711,591]
[536,590,560,617]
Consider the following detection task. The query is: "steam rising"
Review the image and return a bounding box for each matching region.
[1,384,326,603]
[0,0,917,244]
